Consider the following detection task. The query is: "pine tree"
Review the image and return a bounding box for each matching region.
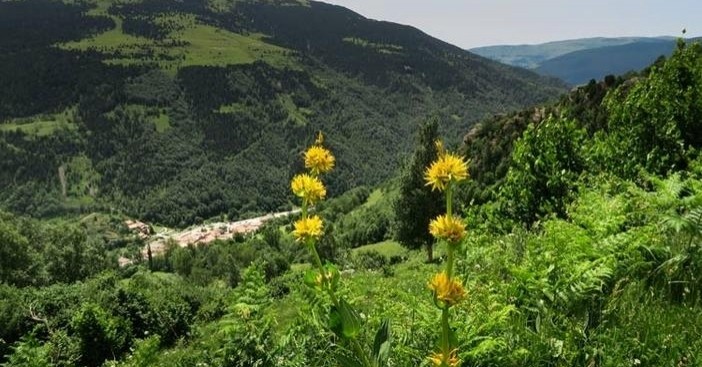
[394,118,444,262]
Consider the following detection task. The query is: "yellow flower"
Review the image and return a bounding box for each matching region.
[304,145,335,175]
[293,215,323,242]
[429,214,466,244]
[428,349,461,367]
[428,272,466,307]
[291,174,326,203]
[425,153,469,191]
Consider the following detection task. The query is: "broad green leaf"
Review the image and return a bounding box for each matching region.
[338,299,361,339]
[372,319,391,365]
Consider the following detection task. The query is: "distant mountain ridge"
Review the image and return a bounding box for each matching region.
[534,40,677,85]
[471,36,690,85]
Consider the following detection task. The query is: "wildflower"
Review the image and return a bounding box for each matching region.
[428,349,461,367]
[304,145,335,175]
[293,215,323,242]
[428,272,466,307]
[291,174,326,203]
[425,153,468,191]
[429,214,466,244]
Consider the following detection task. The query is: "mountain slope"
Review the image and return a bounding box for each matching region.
[0,0,565,226]
[471,36,685,85]
[470,37,660,69]
[535,40,677,84]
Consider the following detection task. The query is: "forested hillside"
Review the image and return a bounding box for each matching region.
[0,0,564,227]
[2,31,702,366]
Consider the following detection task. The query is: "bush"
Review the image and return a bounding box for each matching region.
[354,250,387,270]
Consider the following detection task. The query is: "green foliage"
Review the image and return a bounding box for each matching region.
[2,337,51,367]
[0,286,30,361]
[499,116,586,225]
[596,41,702,177]
[336,192,394,251]
[0,0,564,226]
[156,229,293,287]
[0,219,33,287]
[394,119,444,260]
[0,211,116,287]
[3,11,702,367]
[71,303,130,367]
[43,224,114,284]
[353,251,388,271]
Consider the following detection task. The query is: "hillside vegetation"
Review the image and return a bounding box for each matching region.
[0,0,564,227]
[1,38,702,366]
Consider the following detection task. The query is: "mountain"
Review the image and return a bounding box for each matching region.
[471,36,683,85]
[534,39,679,84]
[0,0,565,227]
[470,37,672,69]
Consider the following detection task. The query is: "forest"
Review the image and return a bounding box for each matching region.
[1,16,702,364]
[0,0,564,227]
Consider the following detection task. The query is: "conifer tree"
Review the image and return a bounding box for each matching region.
[394,118,444,262]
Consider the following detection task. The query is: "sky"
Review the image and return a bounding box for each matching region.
[321,0,701,49]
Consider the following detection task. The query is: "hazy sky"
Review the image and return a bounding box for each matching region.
[321,0,700,48]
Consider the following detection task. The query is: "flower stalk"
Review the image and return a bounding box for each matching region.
[291,132,376,367]
[424,142,469,367]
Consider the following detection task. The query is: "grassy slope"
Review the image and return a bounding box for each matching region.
[351,240,405,257]
[61,15,293,70]
[0,107,77,136]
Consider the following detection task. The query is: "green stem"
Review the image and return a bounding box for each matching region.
[442,182,456,363]
[446,182,453,218]
[445,182,455,279]
[688,211,701,249]
[308,241,373,367]
[441,307,450,355]
[308,241,335,302]
[352,338,374,367]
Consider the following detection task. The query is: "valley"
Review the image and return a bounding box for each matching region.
[1,1,701,366]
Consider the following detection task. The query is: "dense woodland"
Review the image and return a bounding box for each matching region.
[2,35,701,366]
[2,0,702,366]
[0,0,564,227]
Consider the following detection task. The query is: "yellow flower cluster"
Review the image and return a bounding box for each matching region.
[293,215,323,242]
[428,349,460,367]
[424,141,470,366]
[291,132,335,243]
[425,152,469,192]
[305,145,335,175]
[429,214,466,244]
[428,272,466,307]
[291,173,326,204]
